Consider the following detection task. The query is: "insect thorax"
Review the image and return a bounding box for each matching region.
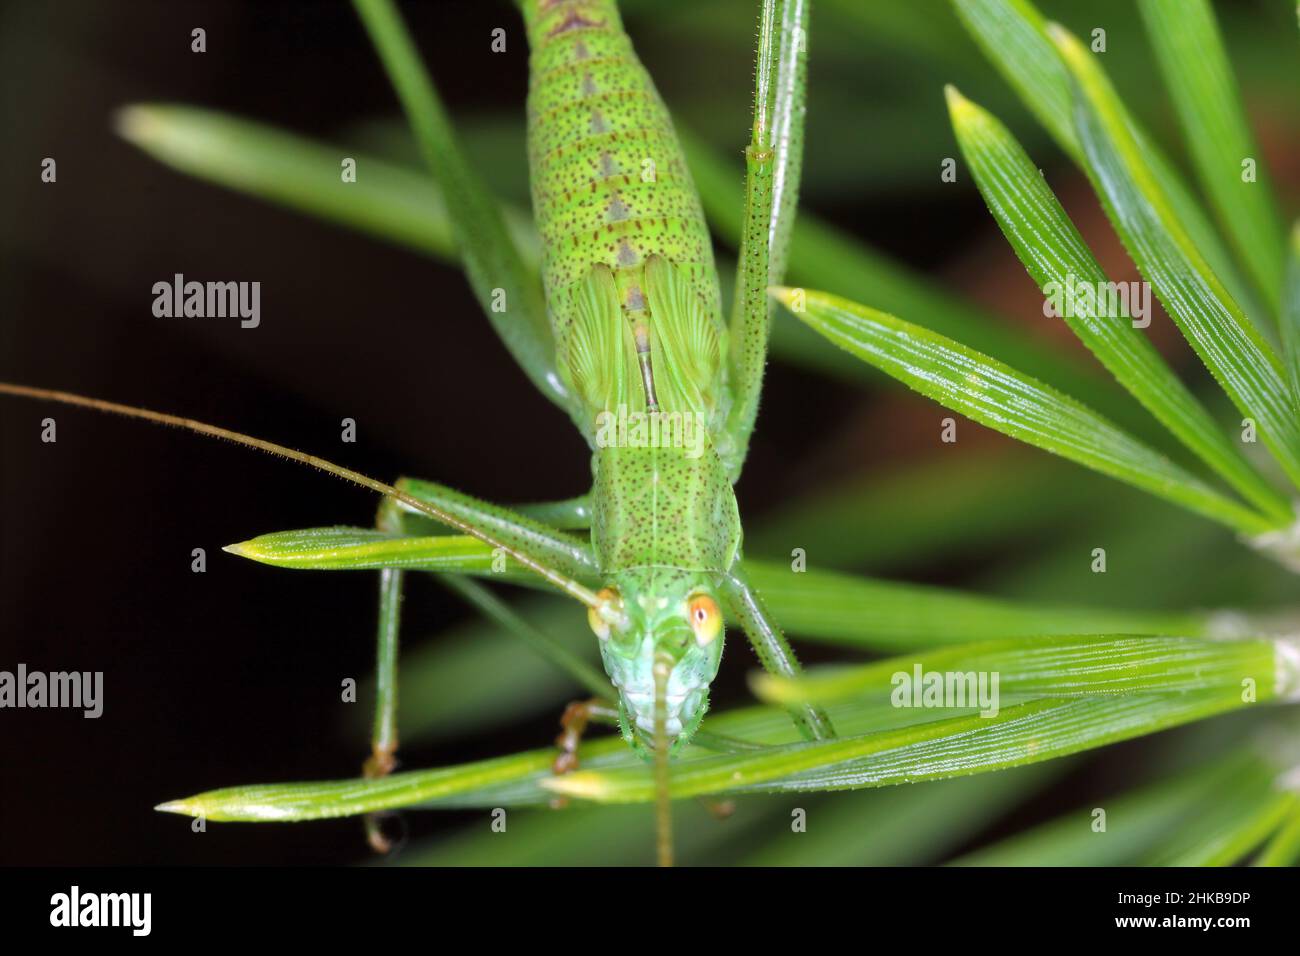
[590,442,740,576]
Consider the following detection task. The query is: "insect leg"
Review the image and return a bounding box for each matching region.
[441,576,618,793]
[359,479,609,834]
[721,0,810,478]
[721,565,835,741]
[513,494,593,531]
[376,477,599,582]
[361,564,404,853]
[553,699,619,776]
[379,480,608,778]
[357,483,594,851]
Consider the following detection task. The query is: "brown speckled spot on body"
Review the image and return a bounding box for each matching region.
[547,10,604,38]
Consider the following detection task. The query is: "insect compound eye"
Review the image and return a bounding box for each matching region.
[588,587,623,641]
[687,593,722,647]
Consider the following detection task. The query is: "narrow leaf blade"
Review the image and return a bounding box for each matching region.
[754,634,1283,706]
[773,287,1274,535]
[1051,24,1300,488]
[946,86,1289,524]
[951,0,1266,322]
[544,693,1252,803]
[1139,0,1287,309]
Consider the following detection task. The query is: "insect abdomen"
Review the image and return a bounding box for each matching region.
[523,1,717,291]
[522,0,724,430]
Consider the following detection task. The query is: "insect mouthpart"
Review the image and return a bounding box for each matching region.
[586,586,627,640]
[614,656,713,745]
[624,687,694,738]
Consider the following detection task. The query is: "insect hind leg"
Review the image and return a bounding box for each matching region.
[360,496,412,854]
[553,698,619,774]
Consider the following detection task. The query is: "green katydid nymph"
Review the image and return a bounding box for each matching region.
[525,0,740,751]
[0,0,828,867]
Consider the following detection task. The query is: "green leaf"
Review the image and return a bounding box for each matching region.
[438,576,611,701]
[364,597,602,745]
[735,763,1062,866]
[1254,798,1300,867]
[1051,24,1300,491]
[1138,0,1287,311]
[395,764,1064,866]
[225,528,529,579]
[544,692,1250,803]
[680,129,1146,432]
[390,799,779,867]
[952,752,1271,866]
[114,104,539,268]
[984,481,1300,609]
[743,452,1111,572]
[156,747,562,821]
[350,0,562,410]
[753,634,1282,707]
[1150,782,1295,866]
[950,0,1080,159]
[945,86,1290,524]
[226,526,593,584]
[1281,224,1300,413]
[156,691,1250,818]
[228,526,1224,652]
[951,0,1266,324]
[772,287,1277,535]
[743,561,1210,651]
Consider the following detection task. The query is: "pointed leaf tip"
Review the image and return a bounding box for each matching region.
[1045,21,1084,61]
[943,84,970,114]
[154,799,196,816]
[538,772,613,800]
[748,669,794,705]
[768,285,794,306]
[113,104,159,144]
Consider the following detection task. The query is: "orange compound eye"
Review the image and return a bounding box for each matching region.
[588,587,622,641]
[687,594,722,646]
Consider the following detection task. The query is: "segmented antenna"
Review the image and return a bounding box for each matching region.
[652,654,674,868]
[0,383,610,612]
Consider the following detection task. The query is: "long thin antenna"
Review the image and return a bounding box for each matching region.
[652,654,675,868]
[0,382,606,610]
